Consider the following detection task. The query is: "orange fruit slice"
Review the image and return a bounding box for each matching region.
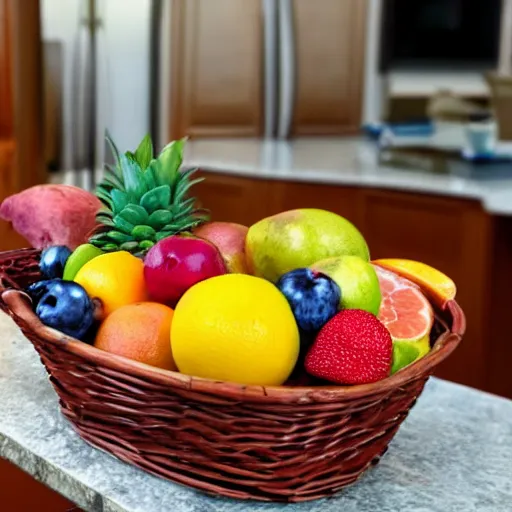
[95,302,176,371]
[74,251,148,317]
[373,258,456,309]
[374,265,434,374]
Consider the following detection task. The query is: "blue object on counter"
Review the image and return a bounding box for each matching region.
[462,146,512,163]
[457,145,512,180]
[362,120,434,139]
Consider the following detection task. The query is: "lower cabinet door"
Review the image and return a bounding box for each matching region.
[0,459,77,511]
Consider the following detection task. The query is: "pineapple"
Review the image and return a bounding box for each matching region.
[90,133,209,255]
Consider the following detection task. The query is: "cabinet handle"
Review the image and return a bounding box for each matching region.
[277,0,296,139]
[499,0,512,75]
[263,0,278,138]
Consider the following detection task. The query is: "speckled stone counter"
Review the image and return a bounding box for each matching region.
[1,310,512,512]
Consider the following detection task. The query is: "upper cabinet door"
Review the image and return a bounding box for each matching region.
[170,0,264,139]
[288,0,368,136]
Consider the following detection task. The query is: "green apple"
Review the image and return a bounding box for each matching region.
[245,209,369,283]
[63,243,104,280]
[311,255,381,315]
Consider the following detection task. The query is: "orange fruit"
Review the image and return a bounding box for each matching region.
[373,258,456,309]
[94,302,176,371]
[74,251,148,316]
[374,265,433,374]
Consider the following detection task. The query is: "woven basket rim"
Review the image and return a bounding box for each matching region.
[0,248,465,404]
[1,294,464,405]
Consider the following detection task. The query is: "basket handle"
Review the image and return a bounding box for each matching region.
[1,287,32,314]
[0,275,19,314]
[1,288,40,331]
[0,274,18,293]
[1,287,79,350]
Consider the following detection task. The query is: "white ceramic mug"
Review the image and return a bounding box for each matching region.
[465,120,497,155]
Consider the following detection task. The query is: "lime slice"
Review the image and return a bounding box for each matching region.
[64,243,104,281]
[391,335,430,374]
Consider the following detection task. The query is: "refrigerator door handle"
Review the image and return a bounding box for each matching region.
[277,0,295,139]
[262,0,278,138]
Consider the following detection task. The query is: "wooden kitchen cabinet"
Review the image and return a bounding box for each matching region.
[195,172,271,226]
[269,180,364,226]
[0,0,45,250]
[290,0,368,136]
[195,176,365,227]
[361,190,491,390]
[170,0,263,139]
[195,171,507,396]
[0,459,76,511]
[486,216,512,399]
[169,0,368,139]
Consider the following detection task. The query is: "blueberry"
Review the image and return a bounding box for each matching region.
[35,280,95,340]
[40,246,72,279]
[277,268,341,333]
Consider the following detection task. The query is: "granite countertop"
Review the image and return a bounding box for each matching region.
[1,311,512,511]
[183,138,512,216]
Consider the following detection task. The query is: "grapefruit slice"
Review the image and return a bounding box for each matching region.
[374,265,434,374]
[373,258,456,310]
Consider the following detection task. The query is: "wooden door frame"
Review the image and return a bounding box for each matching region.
[0,0,12,138]
[8,0,45,192]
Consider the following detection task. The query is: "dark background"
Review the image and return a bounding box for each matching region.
[380,0,502,70]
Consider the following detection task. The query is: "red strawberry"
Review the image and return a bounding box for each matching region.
[305,309,392,385]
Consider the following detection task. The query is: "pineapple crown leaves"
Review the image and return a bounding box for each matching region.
[90,132,209,255]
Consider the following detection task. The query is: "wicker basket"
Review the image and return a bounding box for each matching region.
[0,249,465,502]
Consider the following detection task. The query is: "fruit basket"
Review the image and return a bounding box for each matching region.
[0,248,465,502]
[0,136,466,502]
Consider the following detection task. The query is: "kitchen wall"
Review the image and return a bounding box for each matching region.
[42,0,151,171]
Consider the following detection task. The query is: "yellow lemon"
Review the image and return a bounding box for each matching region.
[171,274,299,386]
[74,251,148,317]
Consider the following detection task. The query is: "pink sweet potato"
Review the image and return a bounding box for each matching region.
[0,185,102,250]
